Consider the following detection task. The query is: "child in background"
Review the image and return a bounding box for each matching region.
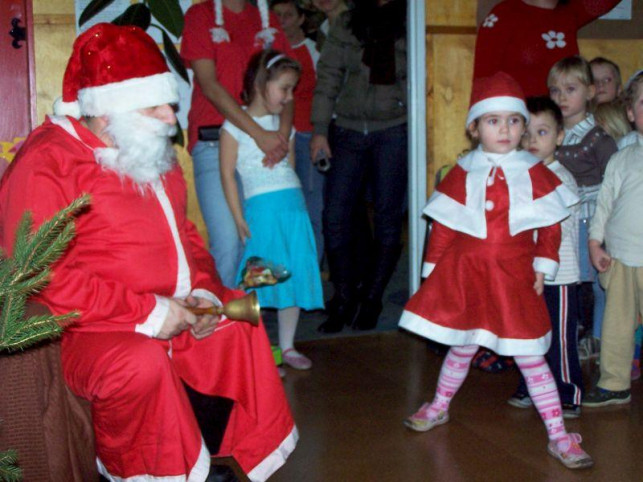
[548,56,618,360]
[220,50,323,372]
[590,57,622,105]
[594,100,632,143]
[508,97,583,418]
[400,72,591,469]
[271,0,324,264]
[618,69,643,150]
[583,71,643,407]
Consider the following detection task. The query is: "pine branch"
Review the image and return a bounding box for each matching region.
[0,449,21,482]
[10,195,88,287]
[0,313,77,352]
[0,194,90,350]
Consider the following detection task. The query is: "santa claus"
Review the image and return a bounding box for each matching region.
[0,23,297,482]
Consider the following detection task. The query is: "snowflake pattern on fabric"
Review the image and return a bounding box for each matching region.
[483,14,498,28]
[542,31,566,49]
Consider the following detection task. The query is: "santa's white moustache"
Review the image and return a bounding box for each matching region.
[94,111,178,186]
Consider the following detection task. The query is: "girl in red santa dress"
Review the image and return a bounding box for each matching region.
[399,72,592,470]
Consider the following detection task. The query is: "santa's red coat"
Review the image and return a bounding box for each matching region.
[0,116,297,481]
[399,148,578,355]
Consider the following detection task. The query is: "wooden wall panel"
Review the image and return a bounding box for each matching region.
[33,23,74,123]
[579,39,643,84]
[426,0,475,27]
[430,34,475,174]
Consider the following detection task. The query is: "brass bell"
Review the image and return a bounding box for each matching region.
[188,291,260,326]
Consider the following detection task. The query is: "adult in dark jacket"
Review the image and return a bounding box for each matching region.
[311,0,407,332]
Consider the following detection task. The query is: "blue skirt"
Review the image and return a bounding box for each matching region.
[237,188,324,310]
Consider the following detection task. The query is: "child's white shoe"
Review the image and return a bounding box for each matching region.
[403,403,449,432]
[547,433,594,469]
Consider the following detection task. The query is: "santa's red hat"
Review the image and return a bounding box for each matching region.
[466,72,529,127]
[53,23,178,118]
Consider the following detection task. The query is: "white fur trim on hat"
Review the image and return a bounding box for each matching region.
[77,72,179,117]
[53,97,82,118]
[466,96,530,128]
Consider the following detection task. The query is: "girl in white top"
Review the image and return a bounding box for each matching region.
[220,50,324,372]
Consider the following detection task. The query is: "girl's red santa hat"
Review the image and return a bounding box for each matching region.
[466,72,530,128]
[53,23,179,118]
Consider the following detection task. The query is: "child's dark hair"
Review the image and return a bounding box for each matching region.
[242,49,301,105]
[526,96,564,131]
[270,0,304,16]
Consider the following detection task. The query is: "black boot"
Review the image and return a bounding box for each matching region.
[318,247,359,333]
[353,243,402,331]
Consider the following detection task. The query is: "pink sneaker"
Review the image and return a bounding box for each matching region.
[282,348,312,370]
[403,403,449,432]
[547,433,594,469]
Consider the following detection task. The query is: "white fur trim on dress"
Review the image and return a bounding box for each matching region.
[53,97,82,118]
[398,310,552,356]
[77,72,179,117]
[95,437,210,481]
[466,96,529,128]
[247,426,299,482]
[533,257,559,281]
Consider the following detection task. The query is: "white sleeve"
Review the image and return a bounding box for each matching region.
[221,119,242,142]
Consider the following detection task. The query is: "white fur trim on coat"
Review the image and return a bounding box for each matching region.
[77,72,179,117]
[424,148,578,239]
[533,256,559,281]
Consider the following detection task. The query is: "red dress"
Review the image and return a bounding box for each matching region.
[0,117,297,481]
[399,149,578,355]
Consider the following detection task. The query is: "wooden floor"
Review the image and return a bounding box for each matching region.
[270,331,643,482]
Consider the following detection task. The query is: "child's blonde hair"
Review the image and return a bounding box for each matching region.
[594,101,632,141]
[547,55,594,90]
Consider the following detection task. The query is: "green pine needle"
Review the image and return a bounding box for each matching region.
[0,449,22,482]
[1,194,90,349]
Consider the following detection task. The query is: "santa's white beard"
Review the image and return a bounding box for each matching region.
[94,111,178,186]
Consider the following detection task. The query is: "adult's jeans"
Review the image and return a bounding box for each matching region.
[324,123,408,265]
[191,140,243,288]
[295,131,325,264]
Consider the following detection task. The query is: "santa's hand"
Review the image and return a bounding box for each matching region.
[533,272,545,296]
[187,296,220,340]
[157,299,197,339]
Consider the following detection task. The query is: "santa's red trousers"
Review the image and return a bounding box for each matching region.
[61,315,296,481]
